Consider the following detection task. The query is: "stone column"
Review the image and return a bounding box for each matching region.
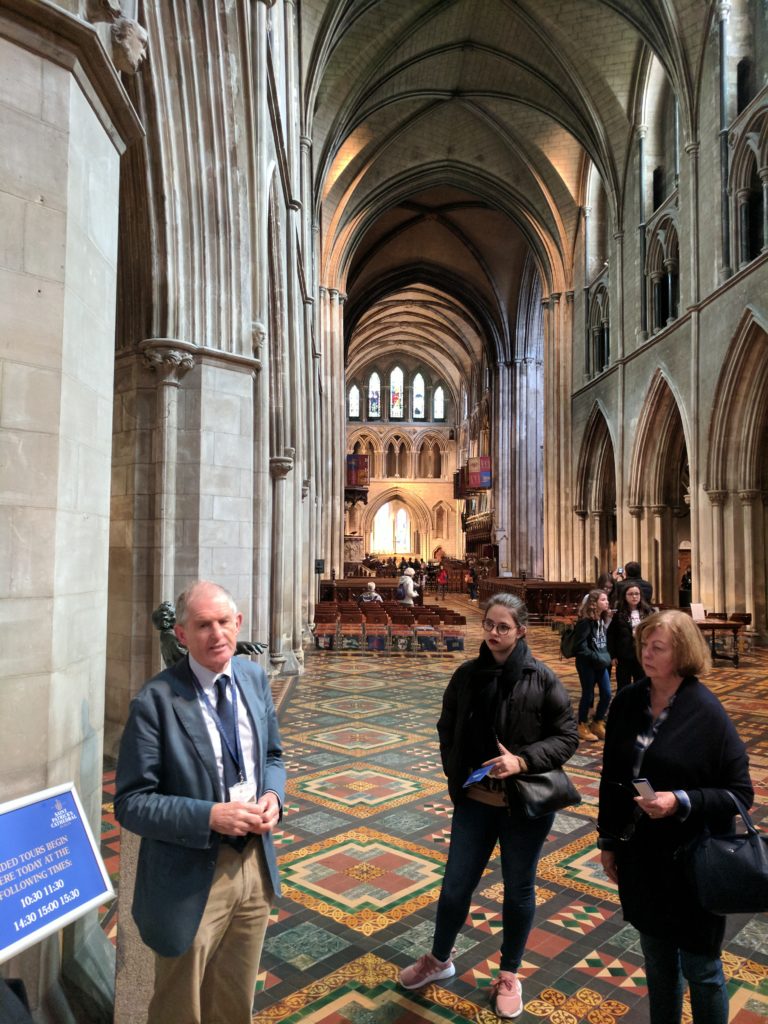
[0,4,141,1019]
[140,342,196,642]
[760,168,768,254]
[613,230,624,359]
[252,320,271,649]
[738,491,758,624]
[737,189,751,267]
[495,361,513,574]
[707,490,727,614]
[650,505,667,604]
[629,506,643,563]
[685,142,699,306]
[717,2,732,279]
[637,126,649,338]
[574,508,588,582]
[269,449,294,670]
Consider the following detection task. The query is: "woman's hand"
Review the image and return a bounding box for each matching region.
[481,741,526,779]
[635,791,679,819]
[600,850,618,884]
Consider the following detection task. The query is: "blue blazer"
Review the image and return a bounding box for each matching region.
[114,656,286,957]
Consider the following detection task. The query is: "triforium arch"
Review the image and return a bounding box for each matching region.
[706,310,768,633]
[361,487,434,558]
[574,404,617,582]
[627,371,691,606]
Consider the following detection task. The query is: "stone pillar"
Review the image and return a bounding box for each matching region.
[685,142,699,307]
[638,126,649,338]
[140,342,196,642]
[650,505,667,604]
[737,189,751,267]
[629,506,643,564]
[574,508,588,582]
[269,449,295,670]
[707,490,727,614]
[252,320,271,650]
[760,168,768,253]
[495,361,513,574]
[0,3,141,1019]
[717,3,732,279]
[738,491,758,624]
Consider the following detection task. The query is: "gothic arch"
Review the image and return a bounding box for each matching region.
[360,487,433,540]
[628,370,689,509]
[707,309,768,494]
[575,403,616,514]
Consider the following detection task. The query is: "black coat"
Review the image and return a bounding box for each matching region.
[598,677,752,953]
[615,576,653,604]
[606,613,638,661]
[437,640,579,804]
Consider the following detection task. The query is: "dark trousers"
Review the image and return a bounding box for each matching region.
[432,798,553,972]
[640,932,727,1024]
[615,656,644,690]
[575,656,611,722]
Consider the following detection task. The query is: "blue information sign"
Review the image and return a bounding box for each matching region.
[0,784,114,963]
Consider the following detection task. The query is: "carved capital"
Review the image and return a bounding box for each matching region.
[707,489,727,507]
[717,2,731,21]
[302,479,310,499]
[573,506,588,520]
[628,505,644,519]
[650,505,666,517]
[270,447,295,479]
[141,342,196,386]
[738,489,759,506]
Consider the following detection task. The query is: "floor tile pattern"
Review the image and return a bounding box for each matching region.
[101,596,768,1022]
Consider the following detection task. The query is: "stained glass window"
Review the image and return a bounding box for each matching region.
[368,372,380,418]
[390,367,403,418]
[434,385,445,420]
[348,384,360,418]
[413,373,425,419]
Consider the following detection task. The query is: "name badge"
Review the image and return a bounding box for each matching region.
[229,782,256,804]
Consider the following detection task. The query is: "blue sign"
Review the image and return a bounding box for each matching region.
[0,784,114,963]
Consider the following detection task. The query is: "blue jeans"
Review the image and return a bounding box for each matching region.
[575,655,611,723]
[432,798,553,971]
[640,933,728,1024]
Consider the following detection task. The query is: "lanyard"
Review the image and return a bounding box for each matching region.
[194,675,247,784]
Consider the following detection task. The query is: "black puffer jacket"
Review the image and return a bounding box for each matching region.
[437,639,579,804]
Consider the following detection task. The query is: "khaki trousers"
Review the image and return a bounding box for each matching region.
[148,840,273,1024]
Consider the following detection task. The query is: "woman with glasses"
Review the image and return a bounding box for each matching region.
[399,593,578,1018]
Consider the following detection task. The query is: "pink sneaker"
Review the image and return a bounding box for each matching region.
[491,971,523,1018]
[398,952,456,989]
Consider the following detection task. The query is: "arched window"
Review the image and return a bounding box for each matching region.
[647,219,679,331]
[368,372,380,418]
[390,367,403,418]
[588,284,610,376]
[729,106,768,270]
[348,384,360,419]
[413,373,425,419]
[434,386,445,420]
[418,439,442,478]
[435,505,445,537]
[395,508,409,552]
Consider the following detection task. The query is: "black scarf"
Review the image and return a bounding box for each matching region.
[464,639,530,766]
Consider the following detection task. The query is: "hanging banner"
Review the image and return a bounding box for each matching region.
[468,456,492,489]
[346,454,369,487]
[0,784,114,964]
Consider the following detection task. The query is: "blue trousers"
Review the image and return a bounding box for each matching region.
[640,933,728,1024]
[431,798,553,972]
[575,655,611,723]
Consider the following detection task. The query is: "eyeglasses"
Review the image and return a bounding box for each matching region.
[481,619,513,636]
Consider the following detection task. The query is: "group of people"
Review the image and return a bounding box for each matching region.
[573,560,656,741]
[115,579,753,1024]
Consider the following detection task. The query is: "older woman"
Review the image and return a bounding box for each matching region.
[399,594,578,1018]
[598,610,753,1024]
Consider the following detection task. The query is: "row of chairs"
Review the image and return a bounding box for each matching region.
[312,603,466,652]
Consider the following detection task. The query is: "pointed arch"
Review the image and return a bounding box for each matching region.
[575,403,616,514]
[628,370,690,508]
[360,486,433,540]
[707,308,768,493]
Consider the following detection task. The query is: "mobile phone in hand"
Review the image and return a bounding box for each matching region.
[633,778,656,799]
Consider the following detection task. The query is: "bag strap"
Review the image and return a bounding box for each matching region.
[724,790,759,835]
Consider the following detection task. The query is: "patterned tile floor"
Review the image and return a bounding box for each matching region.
[101,597,768,1022]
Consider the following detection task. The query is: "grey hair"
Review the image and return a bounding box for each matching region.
[367,581,376,590]
[482,592,529,629]
[174,581,238,625]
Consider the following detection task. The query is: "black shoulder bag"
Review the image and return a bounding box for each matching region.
[681,791,768,916]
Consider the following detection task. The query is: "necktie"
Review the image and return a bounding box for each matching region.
[215,675,240,794]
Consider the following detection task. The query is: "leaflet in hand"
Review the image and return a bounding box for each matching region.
[463,764,493,788]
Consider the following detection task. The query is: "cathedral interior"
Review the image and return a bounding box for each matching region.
[0,0,767,1021]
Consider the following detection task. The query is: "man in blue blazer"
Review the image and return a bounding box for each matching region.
[115,581,286,1024]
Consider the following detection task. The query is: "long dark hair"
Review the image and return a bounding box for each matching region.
[615,583,653,620]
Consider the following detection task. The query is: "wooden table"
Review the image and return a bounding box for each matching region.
[695,619,744,666]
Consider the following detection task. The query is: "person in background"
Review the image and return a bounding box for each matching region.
[358,581,383,605]
[466,565,479,602]
[399,594,578,1018]
[437,564,449,599]
[596,572,617,609]
[614,560,653,605]
[572,589,613,742]
[398,565,419,605]
[115,581,285,1024]
[607,584,654,689]
[598,610,752,1024]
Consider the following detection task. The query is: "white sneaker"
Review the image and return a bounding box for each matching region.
[399,952,455,989]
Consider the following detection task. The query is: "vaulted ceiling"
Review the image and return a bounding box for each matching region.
[301,0,715,384]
